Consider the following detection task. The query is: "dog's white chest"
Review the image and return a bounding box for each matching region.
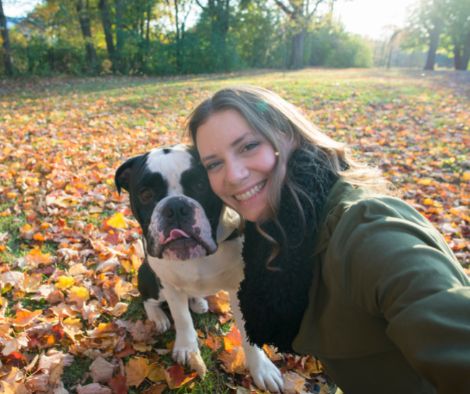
[147,239,244,296]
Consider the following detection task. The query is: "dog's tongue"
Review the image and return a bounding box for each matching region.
[163,229,190,244]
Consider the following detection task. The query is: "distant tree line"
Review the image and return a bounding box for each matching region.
[397,0,470,70]
[1,0,467,77]
[0,0,374,76]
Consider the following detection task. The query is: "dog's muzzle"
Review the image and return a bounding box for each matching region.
[147,196,217,260]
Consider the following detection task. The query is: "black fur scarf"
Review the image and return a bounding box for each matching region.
[238,146,339,353]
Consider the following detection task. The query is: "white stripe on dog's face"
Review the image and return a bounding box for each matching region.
[146,146,192,196]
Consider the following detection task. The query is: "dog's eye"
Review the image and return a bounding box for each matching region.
[193,180,207,193]
[139,189,155,204]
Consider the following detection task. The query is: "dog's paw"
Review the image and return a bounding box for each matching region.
[144,302,171,333]
[189,297,208,314]
[172,339,200,365]
[246,350,284,393]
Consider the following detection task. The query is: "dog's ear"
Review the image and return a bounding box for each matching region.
[115,155,144,194]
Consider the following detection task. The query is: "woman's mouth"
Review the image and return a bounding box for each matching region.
[233,180,266,201]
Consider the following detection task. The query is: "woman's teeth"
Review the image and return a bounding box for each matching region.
[234,181,265,201]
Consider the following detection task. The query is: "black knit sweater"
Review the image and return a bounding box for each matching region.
[238,146,339,353]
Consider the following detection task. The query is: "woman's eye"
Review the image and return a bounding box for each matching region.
[242,141,260,152]
[139,189,155,204]
[205,161,221,171]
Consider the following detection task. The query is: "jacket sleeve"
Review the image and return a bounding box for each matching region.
[335,197,470,394]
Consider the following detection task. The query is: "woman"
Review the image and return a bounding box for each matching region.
[187,86,470,394]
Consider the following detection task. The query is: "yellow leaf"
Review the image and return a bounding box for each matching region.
[463,172,470,182]
[68,286,90,305]
[423,198,435,206]
[106,212,128,229]
[148,363,166,383]
[417,178,432,186]
[56,276,75,290]
[126,357,150,387]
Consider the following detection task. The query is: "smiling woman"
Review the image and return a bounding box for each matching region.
[196,109,278,222]
[187,85,470,394]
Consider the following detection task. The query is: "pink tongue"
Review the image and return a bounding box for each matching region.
[164,229,190,244]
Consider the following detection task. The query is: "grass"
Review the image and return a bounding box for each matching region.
[0,68,468,393]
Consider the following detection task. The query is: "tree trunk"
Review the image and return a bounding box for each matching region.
[424,25,440,70]
[76,0,98,74]
[174,0,181,72]
[0,0,13,76]
[99,0,116,72]
[290,30,305,69]
[115,0,126,73]
[459,31,470,70]
[453,45,462,70]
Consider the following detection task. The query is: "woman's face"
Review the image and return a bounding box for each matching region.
[196,109,278,222]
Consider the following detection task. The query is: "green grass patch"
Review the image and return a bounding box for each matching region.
[62,357,93,389]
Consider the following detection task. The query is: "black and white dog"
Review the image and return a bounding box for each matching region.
[115,145,283,392]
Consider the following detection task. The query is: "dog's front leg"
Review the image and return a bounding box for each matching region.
[162,286,200,365]
[228,291,284,393]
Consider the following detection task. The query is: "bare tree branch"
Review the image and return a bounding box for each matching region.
[274,0,294,17]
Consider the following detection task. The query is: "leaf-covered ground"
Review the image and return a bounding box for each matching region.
[0,69,468,393]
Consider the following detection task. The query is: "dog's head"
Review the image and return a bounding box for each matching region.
[115,144,224,261]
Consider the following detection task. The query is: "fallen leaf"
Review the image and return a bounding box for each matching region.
[105,212,128,229]
[125,356,150,387]
[76,383,112,394]
[164,364,198,389]
[90,356,115,383]
[11,309,42,327]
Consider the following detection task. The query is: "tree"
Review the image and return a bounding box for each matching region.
[166,0,193,72]
[75,0,99,73]
[98,0,116,71]
[446,0,470,70]
[405,0,447,70]
[195,0,231,71]
[274,0,334,69]
[0,0,13,75]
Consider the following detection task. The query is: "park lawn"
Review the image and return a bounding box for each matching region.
[0,68,468,393]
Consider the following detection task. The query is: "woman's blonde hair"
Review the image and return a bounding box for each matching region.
[187,86,389,263]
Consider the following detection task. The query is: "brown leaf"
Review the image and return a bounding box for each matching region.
[90,357,115,383]
[76,383,112,394]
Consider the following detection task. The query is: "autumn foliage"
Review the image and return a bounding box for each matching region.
[0,69,468,393]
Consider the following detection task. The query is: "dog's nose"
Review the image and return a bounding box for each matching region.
[162,199,191,220]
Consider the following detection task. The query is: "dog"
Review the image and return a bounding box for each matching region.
[115,144,283,392]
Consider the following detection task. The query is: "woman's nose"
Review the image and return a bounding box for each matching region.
[225,159,249,184]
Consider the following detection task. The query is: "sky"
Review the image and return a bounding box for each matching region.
[4,0,418,40]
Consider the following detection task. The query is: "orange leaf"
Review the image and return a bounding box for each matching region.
[223,325,242,352]
[125,357,150,387]
[207,290,231,314]
[204,334,222,352]
[164,364,197,389]
[218,347,246,374]
[11,309,42,327]
[26,248,53,266]
[32,232,45,242]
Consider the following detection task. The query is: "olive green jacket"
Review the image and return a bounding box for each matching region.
[292,179,470,394]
